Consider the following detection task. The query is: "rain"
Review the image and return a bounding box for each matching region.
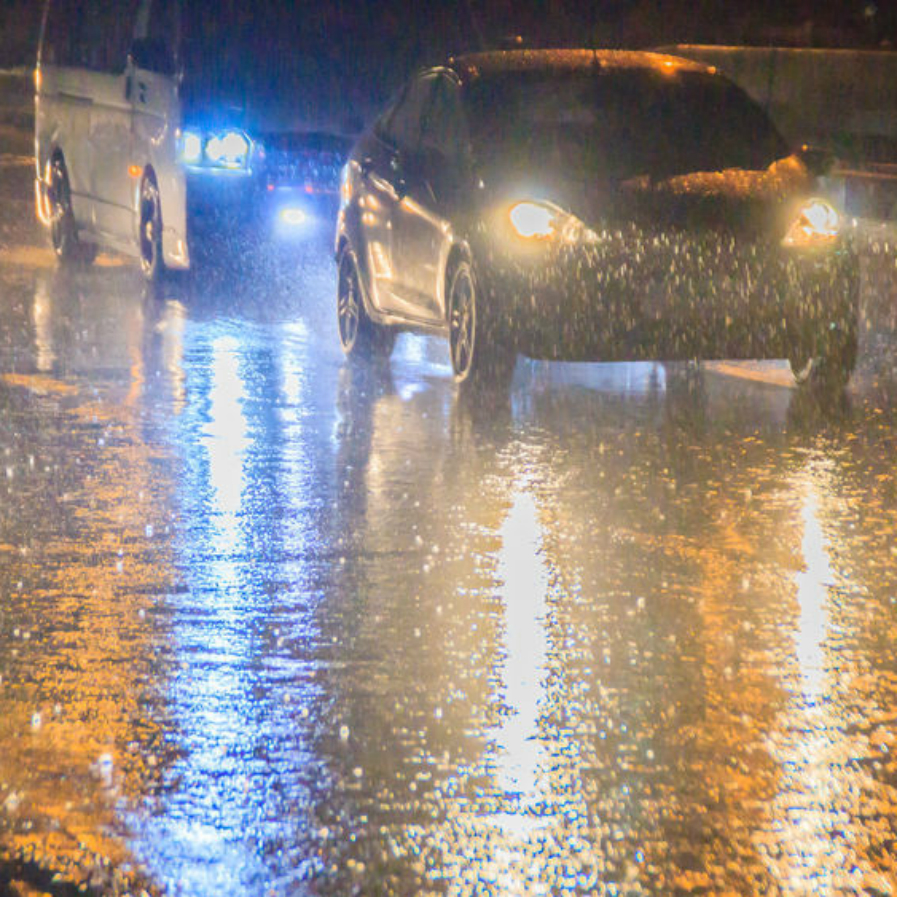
[2,3,897,896]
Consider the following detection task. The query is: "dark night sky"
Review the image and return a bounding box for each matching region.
[1,0,893,73]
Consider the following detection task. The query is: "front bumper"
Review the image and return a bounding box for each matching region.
[478,230,859,363]
[185,172,339,254]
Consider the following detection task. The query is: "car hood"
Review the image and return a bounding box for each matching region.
[484,154,816,238]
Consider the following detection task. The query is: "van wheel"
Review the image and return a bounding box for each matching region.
[48,157,95,265]
[139,176,165,282]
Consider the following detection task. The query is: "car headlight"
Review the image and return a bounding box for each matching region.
[206,130,251,168]
[783,198,841,247]
[180,128,252,170]
[278,206,308,226]
[509,201,557,238]
[181,129,203,165]
[507,200,595,244]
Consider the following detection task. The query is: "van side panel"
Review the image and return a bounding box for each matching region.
[88,70,135,243]
[35,63,95,231]
[132,67,189,269]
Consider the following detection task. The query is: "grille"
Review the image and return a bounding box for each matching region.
[262,132,351,193]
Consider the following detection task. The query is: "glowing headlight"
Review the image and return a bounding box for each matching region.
[279,207,307,226]
[509,201,556,239]
[783,198,841,247]
[181,129,203,165]
[205,130,251,168]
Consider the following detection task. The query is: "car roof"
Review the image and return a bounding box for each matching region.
[445,48,716,83]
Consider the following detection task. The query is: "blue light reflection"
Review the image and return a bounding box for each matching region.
[126,320,330,894]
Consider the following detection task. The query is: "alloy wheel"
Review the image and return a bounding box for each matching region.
[449,263,476,380]
[140,178,163,281]
[337,251,361,352]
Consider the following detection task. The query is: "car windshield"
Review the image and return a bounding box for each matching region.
[465,67,790,181]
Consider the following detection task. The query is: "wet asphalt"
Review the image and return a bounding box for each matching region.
[2,117,897,896]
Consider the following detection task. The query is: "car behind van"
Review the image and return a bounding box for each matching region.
[34,0,353,280]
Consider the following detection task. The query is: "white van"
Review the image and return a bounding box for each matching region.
[34,0,354,280]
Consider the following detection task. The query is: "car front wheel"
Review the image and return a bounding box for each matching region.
[448,258,515,391]
[336,247,395,360]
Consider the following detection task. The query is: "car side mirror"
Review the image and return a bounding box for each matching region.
[797,144,837,177]
[129,37,174,75]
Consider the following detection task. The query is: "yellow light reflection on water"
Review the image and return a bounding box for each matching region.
[795,493,833,700]
[764,470,874,895]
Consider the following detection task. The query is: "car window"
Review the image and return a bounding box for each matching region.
[421,76,468,163]
[379,73,438,154]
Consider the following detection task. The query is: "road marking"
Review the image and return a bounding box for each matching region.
[1,373,79,395]
[0,153,33,167]
[0,245,128,268]
[0,245,57,268]
[705,360,795,388]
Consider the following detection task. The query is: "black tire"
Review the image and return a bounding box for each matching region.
[48,157,95,265]
[790,329,857,392]
[336,247,396,360]
[447,257,515,391]
[139,175,166,283]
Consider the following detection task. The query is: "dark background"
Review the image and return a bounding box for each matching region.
[2,0,896,70]
[1,0,895,132]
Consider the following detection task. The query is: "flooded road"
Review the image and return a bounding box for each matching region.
[2,149,897,896]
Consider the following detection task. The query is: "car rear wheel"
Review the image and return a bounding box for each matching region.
[336,247,395,360]
[448,258,515,391]
[789,329,857,391]
[48,157,96,265]
[139,176,166,283]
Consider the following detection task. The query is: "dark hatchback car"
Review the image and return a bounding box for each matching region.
[334,50,859,391]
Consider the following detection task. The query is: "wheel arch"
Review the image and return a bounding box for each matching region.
[338,238,379,324]
[36,146,66,225]
[443,241,474,325]
[137,165,159,207]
